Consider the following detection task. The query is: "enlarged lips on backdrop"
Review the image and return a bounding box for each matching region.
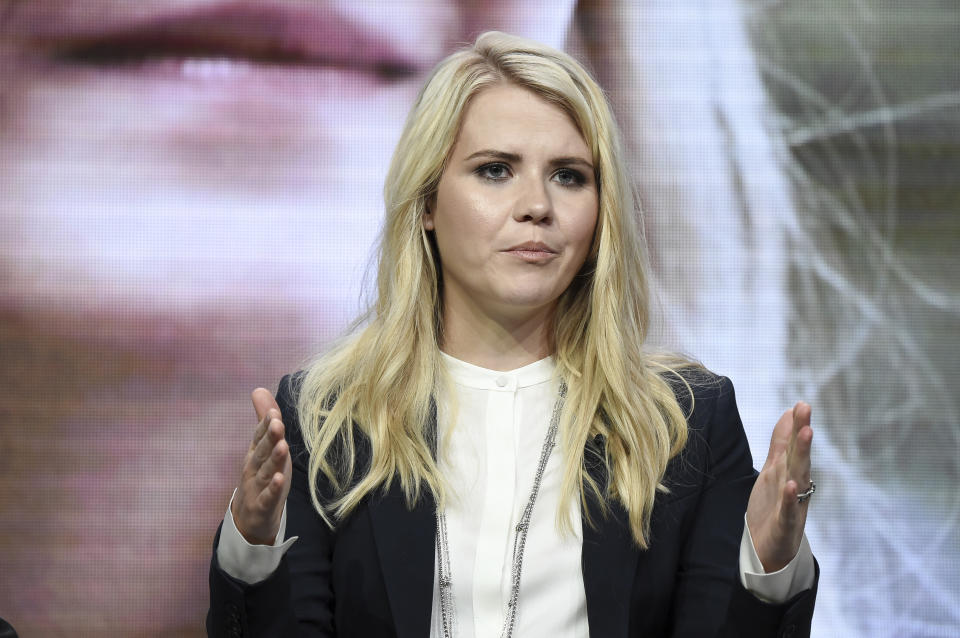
[0,0,452,318]
[15,1,427,80]
[0,0,577,317]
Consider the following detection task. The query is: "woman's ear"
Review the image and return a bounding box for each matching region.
[423,196,436,231]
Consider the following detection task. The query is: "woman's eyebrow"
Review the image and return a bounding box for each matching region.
[464,149,521,163]
[548,156,594,170]
[463,149,593,170]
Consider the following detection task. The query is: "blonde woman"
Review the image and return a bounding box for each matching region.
[208,32,818,637]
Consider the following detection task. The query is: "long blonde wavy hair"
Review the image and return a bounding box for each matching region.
[296,31,694,548]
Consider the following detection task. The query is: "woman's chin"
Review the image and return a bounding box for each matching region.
[486,289,565,320]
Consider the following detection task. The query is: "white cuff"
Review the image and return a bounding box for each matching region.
[215,488,298,585]
[738,515,815,604]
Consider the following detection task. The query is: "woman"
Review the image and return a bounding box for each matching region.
[208,32,817,637]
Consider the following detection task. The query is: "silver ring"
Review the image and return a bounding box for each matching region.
[797,479,816,504]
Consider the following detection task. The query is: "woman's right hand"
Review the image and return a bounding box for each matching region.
[230,388,293,545]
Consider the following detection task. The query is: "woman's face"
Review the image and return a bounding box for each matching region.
[425,83,598,324]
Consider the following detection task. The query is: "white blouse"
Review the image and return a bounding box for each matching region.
[428,354,588,638]
[216,355,814,635]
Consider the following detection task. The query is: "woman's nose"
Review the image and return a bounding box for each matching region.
[513,177,553,224]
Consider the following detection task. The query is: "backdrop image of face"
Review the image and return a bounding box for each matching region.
[1,0,958,636]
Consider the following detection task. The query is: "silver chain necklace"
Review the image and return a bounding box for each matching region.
[435,384,566,638]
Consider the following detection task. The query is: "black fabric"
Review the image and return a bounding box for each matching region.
[207,372,818,637]
[0,618,19,638]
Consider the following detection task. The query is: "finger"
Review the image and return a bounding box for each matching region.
[793,401,811,429]
[251,387,282,422]
[256,470,288,511]
[763,408,794,470]
[787,401,810,444]
[249,417,284,477]
[787,403,813,481]
[256,438,289,485]
[249,411,273,452]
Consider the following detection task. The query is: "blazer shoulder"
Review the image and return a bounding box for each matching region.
[275,371,309,459]
[276,370,307,418]
[661,369,751,489]
[276,369,374,502]
[662,367,737,429]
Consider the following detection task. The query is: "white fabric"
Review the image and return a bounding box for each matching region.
[217,355,815,632]
[217,488,298,585]
[741,515,815,602]
[428,354,588,638]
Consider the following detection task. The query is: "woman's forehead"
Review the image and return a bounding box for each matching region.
[452,84,591,160]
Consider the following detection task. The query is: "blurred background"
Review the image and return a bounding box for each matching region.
[1,0,957,635]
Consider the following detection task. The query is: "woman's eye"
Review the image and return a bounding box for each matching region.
[554,168,586,187]
[477,163,510,181]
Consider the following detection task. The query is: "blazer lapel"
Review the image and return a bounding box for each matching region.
[368,480,437,638]
[365,414,640,638]
[368,403,439,638]
[581,441,638,638]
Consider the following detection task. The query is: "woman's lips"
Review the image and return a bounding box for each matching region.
[504,242,559,263]
[9,1,425,80]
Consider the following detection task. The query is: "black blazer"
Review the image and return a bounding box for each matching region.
[208,373,817,637]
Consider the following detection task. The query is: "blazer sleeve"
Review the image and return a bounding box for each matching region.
[668,376,818,638]
[207,373,336,638]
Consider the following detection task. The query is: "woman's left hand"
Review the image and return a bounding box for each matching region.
[746,402,814,573]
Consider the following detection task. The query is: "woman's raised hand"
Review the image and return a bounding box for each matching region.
[746,402,814,573]
[230,388,293,545]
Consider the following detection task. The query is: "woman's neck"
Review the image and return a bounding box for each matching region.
[440,299,554,372]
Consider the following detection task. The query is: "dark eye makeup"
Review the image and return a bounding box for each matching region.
[474,163,588,187]
[475,162,511,181]
[553,167,587,187]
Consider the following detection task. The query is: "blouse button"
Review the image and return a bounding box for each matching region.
[495,376,508,388]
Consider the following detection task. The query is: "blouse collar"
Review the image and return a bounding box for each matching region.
[440,352,556,391]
